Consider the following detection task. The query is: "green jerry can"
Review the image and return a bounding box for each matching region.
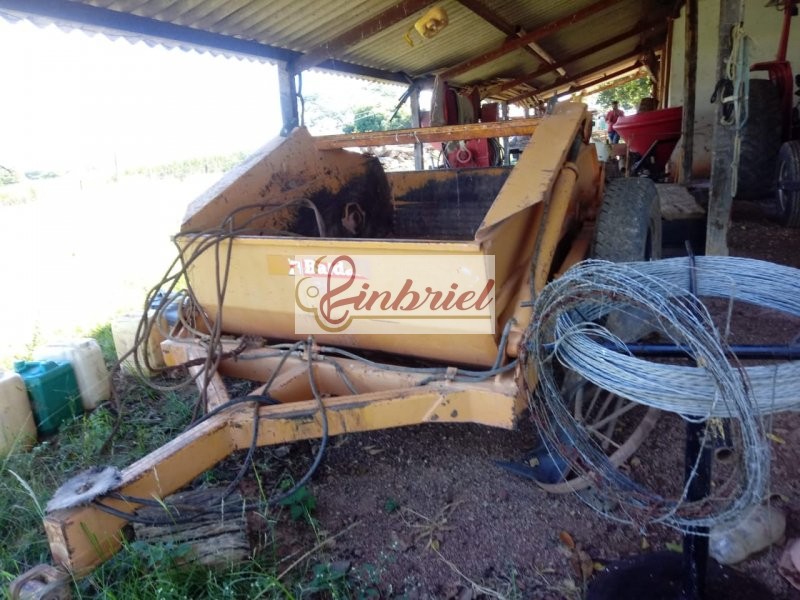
[13,360,83,436]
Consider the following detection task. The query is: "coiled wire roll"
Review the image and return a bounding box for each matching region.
[523,257,774,532]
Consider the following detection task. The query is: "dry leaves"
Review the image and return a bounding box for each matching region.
[401,501,463,550]
[558,530,602,585]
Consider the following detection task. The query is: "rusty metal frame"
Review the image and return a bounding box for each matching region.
[13,103,602,597]
[40,342,524,576]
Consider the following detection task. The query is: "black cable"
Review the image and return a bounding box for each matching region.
[96,339,330,527]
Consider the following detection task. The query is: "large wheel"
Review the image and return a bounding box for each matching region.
[593,177,662,263]
[538,178,662,494]
[776,141,800,227]
[736,79,782,200]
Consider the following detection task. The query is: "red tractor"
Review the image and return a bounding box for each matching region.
[746,0,800,225]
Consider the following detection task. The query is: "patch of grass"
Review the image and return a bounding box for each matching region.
[125,152,247,181]
[0,183,37,207]
[90,323,118,366]
[0,359,383,598]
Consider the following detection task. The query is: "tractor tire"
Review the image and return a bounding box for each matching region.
[593,177,662,343]
[736,79,782,200]
[593,177,662,263]
[776,141,800,227]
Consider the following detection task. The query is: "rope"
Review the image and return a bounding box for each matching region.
[723,21,750,196]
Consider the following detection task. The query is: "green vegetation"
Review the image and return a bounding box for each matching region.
[0,183,37,207]
[125,151,248,180]
[596,77,654,111]
[0,165,19,186]
[303,87,412,134]
[342,106,411,134]
[0,329,383,598]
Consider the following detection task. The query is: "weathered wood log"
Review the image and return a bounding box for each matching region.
[132,487,250,568]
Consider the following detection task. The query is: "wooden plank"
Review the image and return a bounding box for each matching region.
[488,21,663,98]
[133,488,249,568]
[289,0,435,74]
[440,0,623,80]
[705,0,743,256]
[454,0,556,66]
[657,183,706,220]
[313,118,540,149]
[509,51,643,104]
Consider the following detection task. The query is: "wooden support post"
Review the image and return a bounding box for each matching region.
[706,0,744,256]
[278,63,299,136]
[501,102,510,166]
[657,46,667,107]
[680,0,697,184]
[410,85,424,170]
[663,18,674,108]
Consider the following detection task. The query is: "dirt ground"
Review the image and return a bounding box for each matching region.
[247,198,800,599]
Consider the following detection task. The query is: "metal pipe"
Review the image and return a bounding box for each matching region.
[682,242,709,600]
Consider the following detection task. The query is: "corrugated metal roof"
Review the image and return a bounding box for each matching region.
[0,0,673,104]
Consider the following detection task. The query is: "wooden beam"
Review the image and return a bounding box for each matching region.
[508,49,644,104]
[485,21,663,98]
[680,0,698,184]
[642,49,660,85]
[289,0,435,74]
[706,0,744,256]
[440,0,623,80]
[455,0,561,69]
[661,18,675,108]
[558,68,643,99]
[313,118,541,150]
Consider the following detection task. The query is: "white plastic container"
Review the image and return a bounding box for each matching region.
[112,311,166,377]
[0,370,37,456]
[33,338,111,410]
[710,504,786,565]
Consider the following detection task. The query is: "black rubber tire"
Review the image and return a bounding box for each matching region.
[593,177,662,342]
[593,177,662,262]
[736,79,782,200]
[776,141,800,227]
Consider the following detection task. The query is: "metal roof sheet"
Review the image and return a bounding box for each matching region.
[0,0,672,104]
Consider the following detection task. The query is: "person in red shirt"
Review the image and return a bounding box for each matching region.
[606,100,625,144]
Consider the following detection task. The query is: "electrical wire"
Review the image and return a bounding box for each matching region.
[96,338,330,526]
[98,192,519,527]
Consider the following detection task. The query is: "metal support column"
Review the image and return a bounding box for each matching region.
[410,86,424,170]
[501,101,510,166]
[278,63,299,137]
